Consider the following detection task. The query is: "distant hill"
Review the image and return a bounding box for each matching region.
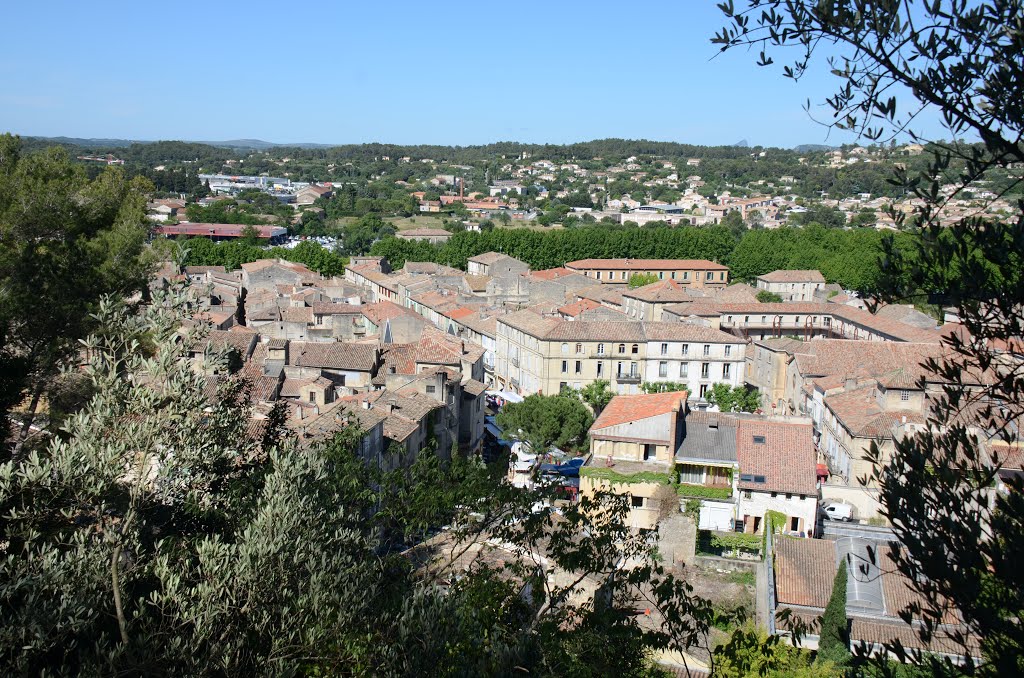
[793,143,835,152]
[20,135,338,151]
[204,139,335,150]
[732,139,750,148]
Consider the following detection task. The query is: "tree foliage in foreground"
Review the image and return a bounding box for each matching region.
[716,0,1024,674]
[0,133,152,460]
[1,287,742,675]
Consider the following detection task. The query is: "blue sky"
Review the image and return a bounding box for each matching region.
[0,1,946,148]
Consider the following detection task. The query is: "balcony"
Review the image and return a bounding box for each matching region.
[616,372,641,384]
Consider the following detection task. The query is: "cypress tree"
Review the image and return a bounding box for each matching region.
[817,559,851,667]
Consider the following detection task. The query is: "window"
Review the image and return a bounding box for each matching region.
[699,384,708,397]
[744,316,749,323]
[683,271,689,280]
[723,364,732,379]
[659,361,668,378]
[770,492,777,498]
[720,272,725,281]
[561,360,568,373]
[761,315,767,323]
[724,345,732,357]
[701,363,710,378]
[682,344,689,356]
[618,343,626,354]
[561,343,568,354]
[786,493,793,500]
[679,465,703,484]
[559,381,567,390]
[795,316,800,324]
[706,271,713,281]
[658,271,664,280]
[631,344,639,354]
[743,490,752,499]
[679,362,688,378]
[752,435,766,444]
[575,343,583,354]
[597,361,604,376]
[703,344,711,356]
[426,385,436,394]
[596,272,602,280]
[671,272,676,280]
[597,343,606,355]
[631,496,645,508]
[617,361,624,375]
[660,343,668,355]
[308,392,316,403]
[900,391,910,401]
[575,360,582,374]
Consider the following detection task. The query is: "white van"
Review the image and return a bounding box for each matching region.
[822,502,854,522]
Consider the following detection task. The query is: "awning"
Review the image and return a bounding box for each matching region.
[486,389,524,404]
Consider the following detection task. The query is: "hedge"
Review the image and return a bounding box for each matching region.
[676,484,733,500]
[579,468,672,485]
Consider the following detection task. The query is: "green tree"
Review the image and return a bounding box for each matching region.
[712,622,837,678]
[756,290,783,303]
[0,135,152,458]
[707,384,761,413]
[239,224,261,246]
[818,560,851,668]
[628,272,660,288]
[578,379,614,416]
[495,392,593,453]
[716,1,1024,674]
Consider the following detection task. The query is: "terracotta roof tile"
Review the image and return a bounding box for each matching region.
[591,391,687,430]
[736,418,817,495]
[773,537,837,608]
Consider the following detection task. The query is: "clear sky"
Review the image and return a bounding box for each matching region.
[0,1,946,148]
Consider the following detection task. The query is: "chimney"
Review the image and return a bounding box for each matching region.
[844,376,856,390]
[387,398,398,414]
[362,399,371,410]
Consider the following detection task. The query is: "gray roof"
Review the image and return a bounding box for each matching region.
[675,411,738,463]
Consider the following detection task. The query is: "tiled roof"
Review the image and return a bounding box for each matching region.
[622,280,696,303]
[281,307,314,324]
[203,330,256,357]
[468,251,511,265]
[527,267,574,280]
[566,258,728,271]
[736,418,817,495]
[461,378,488,396]
[557,299,601,317]
[379,344,417,376]
[360,300,417,325]
[497,311,742,344]
[824,385,925,438]
[773,537,837,608]
[793,340,947,382]
[311,302,363,315]
[757,269,826,283]
[289,341,378,371]
[591,391,687,430]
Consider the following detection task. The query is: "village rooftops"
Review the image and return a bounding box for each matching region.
[756,269,826,283]
[288,341,378,372]
[155,223,288,239]
[498,310,742,343]
[565,258,729,271]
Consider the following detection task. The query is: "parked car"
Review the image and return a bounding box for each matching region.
[539,458,586,478]
[822,501,854,522]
